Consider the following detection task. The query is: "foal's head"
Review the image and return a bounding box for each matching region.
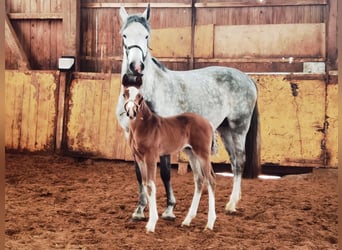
[122,74,143,120]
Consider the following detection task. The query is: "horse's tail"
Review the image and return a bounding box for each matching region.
[243,101,260,179]
[210,124,218,155]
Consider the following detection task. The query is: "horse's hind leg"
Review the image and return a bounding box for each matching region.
[159,155,176,220]
[218,123,247,213]
[181,151,203,227]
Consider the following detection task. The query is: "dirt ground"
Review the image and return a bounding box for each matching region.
[5,153,338,249]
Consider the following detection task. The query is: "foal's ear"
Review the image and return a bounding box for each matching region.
[119,6,128,24]
[135,75,143,88]
[122,74,129,87]
[142,4,151,22]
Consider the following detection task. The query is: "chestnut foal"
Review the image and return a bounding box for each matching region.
[122,74,217,233]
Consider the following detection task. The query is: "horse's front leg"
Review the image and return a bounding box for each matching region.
[132,161,147,220]
[159,155,176,220]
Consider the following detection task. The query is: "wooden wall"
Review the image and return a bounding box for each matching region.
[78,0,336,73]
[5,71,59,152]
[4,1,338,168]
[5,0,79,70]
[5,0,337,73]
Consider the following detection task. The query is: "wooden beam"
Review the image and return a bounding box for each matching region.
[5,14,31,70]
[63,0,80,70]
[195,0,327,8]
[55,72,66,151]
[81,3,192,8]
[8,13,63,20]
[81,1,327,9]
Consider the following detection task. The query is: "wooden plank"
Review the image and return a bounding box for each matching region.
[214,23,325,59]
[5,70,57,152]
[150,27,191,58]
[254,74,326,166]
[63,0,80,70]
[195,0,327,8]
[326,0,337,71]
[81,3,192,8]
[81,1,326,9]
[5,15,31,70]
[55,72,66,150]
[8,13,63,20]
[65,74,133,160]
[325,82,338,167]
[194,24,214,58]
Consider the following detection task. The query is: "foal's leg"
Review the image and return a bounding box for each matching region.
[205,161,216,230]
[181,152,204,227]
[159,155,176,220]
[132,161,147,220]
[144,157,159,233]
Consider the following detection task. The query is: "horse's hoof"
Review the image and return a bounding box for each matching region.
[161,211,176,221]
[132,207,146,221]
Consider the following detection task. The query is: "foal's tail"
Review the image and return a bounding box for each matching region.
[243,101,260,179]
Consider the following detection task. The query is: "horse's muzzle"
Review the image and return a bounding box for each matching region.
[129,62,145,75]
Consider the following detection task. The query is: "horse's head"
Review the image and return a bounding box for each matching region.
[122,74,143,119]
[120,4,151,76]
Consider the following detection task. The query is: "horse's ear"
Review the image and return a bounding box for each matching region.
[136,75,143,88]
[119,6,128,24]
[142,4,151,22]
[122,74,129,87]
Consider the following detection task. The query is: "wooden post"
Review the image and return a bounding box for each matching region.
[55,72,67,151]
[63,0,80,71]
[326,0,337,71]
[189,0,196,70]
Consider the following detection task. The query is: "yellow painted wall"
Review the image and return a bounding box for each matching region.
[66,74,133,160]
[5,70,58,151]
[254,74,326,167]
[326,83,338,167]
[5,70,338,168]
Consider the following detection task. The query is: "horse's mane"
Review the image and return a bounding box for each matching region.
[121,15,150,33]
[152,57,166,72]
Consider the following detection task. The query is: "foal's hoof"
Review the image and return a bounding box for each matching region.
[225,202,237,213]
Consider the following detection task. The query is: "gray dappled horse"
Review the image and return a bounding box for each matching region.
[115,4,260,221]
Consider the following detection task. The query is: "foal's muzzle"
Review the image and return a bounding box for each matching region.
[124,100,138,119]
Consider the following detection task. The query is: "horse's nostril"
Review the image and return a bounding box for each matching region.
[129,63,135,72]
[140,63,145,72]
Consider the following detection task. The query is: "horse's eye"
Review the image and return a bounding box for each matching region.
[123,34,127,39]
[145,35,149,39]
